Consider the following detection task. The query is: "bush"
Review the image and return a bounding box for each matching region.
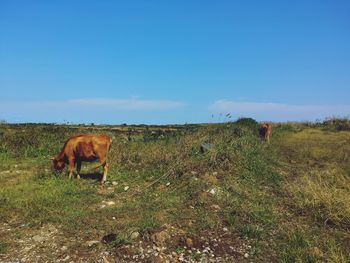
[322,117,350,131]
[235,117,258,127]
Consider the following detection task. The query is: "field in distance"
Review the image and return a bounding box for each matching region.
[0,118,349,262]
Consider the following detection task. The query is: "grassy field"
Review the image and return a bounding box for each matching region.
[0,119,349,262]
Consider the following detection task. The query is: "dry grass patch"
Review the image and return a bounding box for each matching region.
[287,168,350,227]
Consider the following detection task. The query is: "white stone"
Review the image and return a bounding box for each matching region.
[32,235,45,242]
[209,188,217,195]
[61,246,68,251]
[130,231,140,240]
[86,240,100,247]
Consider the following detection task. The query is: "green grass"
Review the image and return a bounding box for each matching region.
[0,120,349,261]
[239,224,264,239]
[280,229,317,263]
[0,240,8,254]
[0,173,99,228]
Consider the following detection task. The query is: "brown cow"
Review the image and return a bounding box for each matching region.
[51,134,112,183]
[259,123,272,142]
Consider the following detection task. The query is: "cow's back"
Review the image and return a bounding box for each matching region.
[64,135,112,160]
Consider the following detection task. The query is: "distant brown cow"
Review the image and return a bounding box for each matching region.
[259,124,272,142]
[51,134,112,183]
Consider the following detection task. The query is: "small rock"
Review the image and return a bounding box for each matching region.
[244,253,249,258]
[32,235,45,242]
[211,204,220,210]
[223,227,228,232]
[186,238,193,247]
[61,246,68,251]
[23,246,31,252]
[112,181,118,186]
[200,143,214,153]
[86,240,100,247]
[209,188,217,195]
[47,224,57,233]
[102,233,117,244]
[208,187,222,196]
[310,246,323,258]
[130,231,140,240]
[106,201,115,206]
[62,255,70,261]
[151,231,170,246]
[166,182,171,186]
[124,186,129,191]
[112,217,116,220]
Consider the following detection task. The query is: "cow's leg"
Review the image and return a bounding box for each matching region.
[76,160,82,179]
[68,158,75,179]
[101,163,108,184]
[99,155,108,184]
[267,132,271,143]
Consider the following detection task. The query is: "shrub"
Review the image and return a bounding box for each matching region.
[235,117,259,127]
[322,117,350,131]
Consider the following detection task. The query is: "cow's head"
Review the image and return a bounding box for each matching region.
[50,156,65,172]
[259,124,267,134]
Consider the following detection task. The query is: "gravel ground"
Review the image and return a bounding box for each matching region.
[0,222,255,263]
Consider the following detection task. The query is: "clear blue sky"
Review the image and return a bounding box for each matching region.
[1,0,349,124]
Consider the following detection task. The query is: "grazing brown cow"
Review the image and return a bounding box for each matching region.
[51,134,112,183]
[259,123,272,142]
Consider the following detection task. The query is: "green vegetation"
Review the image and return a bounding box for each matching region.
[322,117,350,131]
[0,118,349,261]
[0,241,8,254]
